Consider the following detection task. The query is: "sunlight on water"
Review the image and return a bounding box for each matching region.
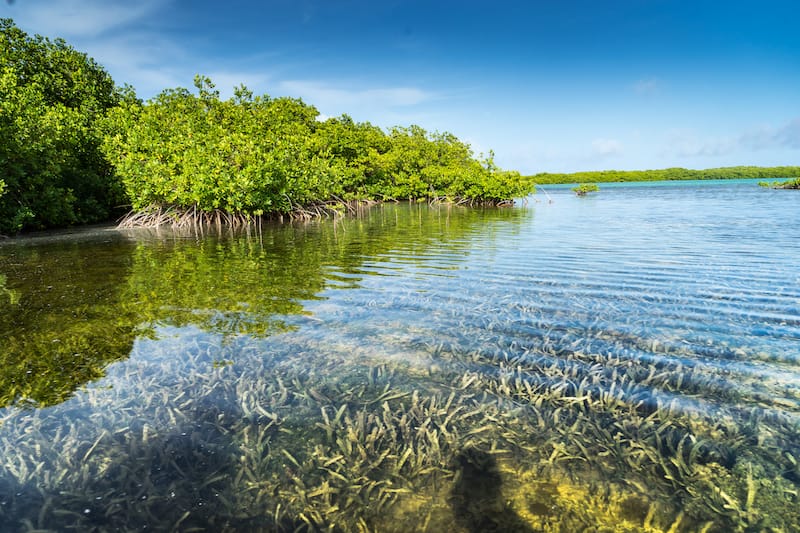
[1,181,799,531]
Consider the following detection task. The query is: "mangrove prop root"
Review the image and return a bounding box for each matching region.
[117,198,514,229]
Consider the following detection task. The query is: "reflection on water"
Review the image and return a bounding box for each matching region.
[0,184,799,531]
[0,234,138,407]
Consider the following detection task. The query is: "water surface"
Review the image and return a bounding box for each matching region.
[1,181,798,531]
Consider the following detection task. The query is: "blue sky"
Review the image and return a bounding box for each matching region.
[3,0,799,173]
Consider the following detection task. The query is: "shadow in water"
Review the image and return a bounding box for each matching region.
[449,448,534,533]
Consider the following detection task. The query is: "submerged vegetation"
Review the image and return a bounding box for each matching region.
[0,205,524,409]
[2,198,799,531]
[2,258,799,529]
[532,166,800,185]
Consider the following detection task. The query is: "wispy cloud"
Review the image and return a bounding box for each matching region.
[503,136,627,174]
[741,118,800,150]
[591,138,624,157]
[277,81,433,111]
[6,0,183,96]
[84,32,185,92]
[7,0,168,39]
[633,77,660,96]
[5,0,434,109]
[669,118,800,157]
[203,72,272,97]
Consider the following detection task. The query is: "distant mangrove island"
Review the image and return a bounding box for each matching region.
[1,18,797,236]
[529,166,800,184]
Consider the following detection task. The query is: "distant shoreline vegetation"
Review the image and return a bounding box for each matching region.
[528,166,800,185]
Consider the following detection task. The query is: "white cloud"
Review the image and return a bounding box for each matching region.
[5,0,435,113]
[83,33,185,92]
[591,138,623,157]
[5,0,184,97]
[742,118,800,150]
[501,137,629,174]
[277,80,432,111]
[633,77,660,95]
[462,137,491,159]
[7,0,168,39]
[202,71,272,97]
[669,118,800,158]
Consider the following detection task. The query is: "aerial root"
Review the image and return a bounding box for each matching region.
[117,205,258,229]
[117,196,513,229]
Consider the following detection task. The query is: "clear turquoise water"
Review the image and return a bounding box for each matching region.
[0,181,798,531]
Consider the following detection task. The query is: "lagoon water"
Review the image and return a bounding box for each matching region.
[0,180,798,531]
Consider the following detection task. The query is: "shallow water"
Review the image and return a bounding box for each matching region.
[1,180,798,531]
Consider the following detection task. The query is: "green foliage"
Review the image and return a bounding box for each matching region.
[102,76,352,215]
[0,19,125,234]
[102,79,532,219]
[311,114,390,199]
[572,183,599,196]
[0,19,528,230]
[530,166,800,185]
[759,177,800,189]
